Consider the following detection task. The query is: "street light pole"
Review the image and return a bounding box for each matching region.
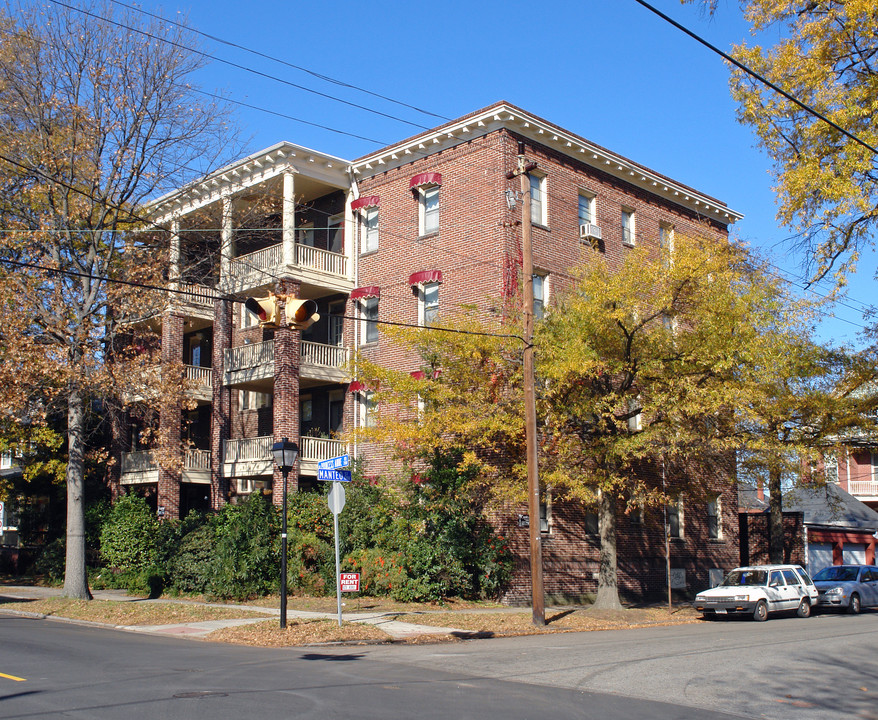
[271,438,299,630]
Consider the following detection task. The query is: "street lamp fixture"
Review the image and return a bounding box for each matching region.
[271,437,299,629]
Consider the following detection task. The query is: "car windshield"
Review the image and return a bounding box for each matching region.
[814,566,859,582]
[721,570,767,586]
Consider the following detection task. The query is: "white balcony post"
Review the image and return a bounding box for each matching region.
[221,194,234,281]
[169,218,181,293]
[282,171,296,269]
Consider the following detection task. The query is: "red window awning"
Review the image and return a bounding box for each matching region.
[409,270,443,286]
[351,195,380,211]
[409,172,442,190]
[348,381,363,393]
[350,286,380,300]
[410,370,425,380]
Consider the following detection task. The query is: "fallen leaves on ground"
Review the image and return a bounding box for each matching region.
[209,619,391,647]
[393,606,699,637]
[0,597,269,626]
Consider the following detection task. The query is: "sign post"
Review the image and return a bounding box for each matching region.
[322,454,351,627]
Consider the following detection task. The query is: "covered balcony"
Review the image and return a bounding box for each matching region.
[224,339,349,388]
[120,449,212,485]
[222,435,346,478]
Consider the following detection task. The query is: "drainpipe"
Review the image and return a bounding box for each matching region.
[348,172,360,459]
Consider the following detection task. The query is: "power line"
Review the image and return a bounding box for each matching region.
[631,0,878,157]
[44,0,434,134]
[105,0,451,124]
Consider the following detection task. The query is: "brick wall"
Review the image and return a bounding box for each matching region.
[739,512,805,566]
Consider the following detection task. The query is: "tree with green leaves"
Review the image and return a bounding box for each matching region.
[0,2,237,598]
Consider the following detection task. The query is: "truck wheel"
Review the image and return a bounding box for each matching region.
[753,599,768,622]
[848,594,861,615]
[797,598,811,618]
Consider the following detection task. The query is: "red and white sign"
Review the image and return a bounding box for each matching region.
[339,573,360,592]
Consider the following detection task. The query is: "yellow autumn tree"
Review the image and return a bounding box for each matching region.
[688,0,878,285]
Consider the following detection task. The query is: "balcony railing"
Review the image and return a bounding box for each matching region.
[225,340,347,377]
[227,242,347,282]
[121,449,212,474]
[178,283,219,307]
[225,340,274,374]
[848,480,878,497]
[185,365,213,388]
[302,341,348,369]
[121,450,156,474]
[222,435,345,465]
[296,243,347,277]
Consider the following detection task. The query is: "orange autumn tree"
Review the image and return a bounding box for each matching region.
[0,2,237,598]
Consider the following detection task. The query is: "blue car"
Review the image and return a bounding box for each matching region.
[813,565,878,614]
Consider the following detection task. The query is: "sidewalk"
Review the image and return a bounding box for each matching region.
[0,585,468,640]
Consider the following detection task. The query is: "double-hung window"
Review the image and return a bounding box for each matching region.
[362,207,379,253]
[532,273,546,320]
[578,192,595,226]
[360,391,376,428]
[420,186,440,235]
[529,172,546,226]
[362,297,379,344]
[419,282,439,327]
[621,208,636,246]
[707,496,721,539]
[667,496,684,539]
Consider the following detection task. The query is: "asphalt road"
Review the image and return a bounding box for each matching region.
[1,610,876,719]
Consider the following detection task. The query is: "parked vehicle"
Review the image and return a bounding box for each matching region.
[813,565,878,614]
[694,565,818,621]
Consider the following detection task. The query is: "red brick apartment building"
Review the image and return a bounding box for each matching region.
[115,102,743,600]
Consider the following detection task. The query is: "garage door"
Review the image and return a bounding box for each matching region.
[809,543,833,574]
[843,544,867,564]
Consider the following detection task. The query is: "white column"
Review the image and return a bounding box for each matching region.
[282,171,295,268]
[169,218,181,309]
[221,194,234,281]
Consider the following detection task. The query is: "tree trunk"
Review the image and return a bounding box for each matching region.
[593,490,623,609]
[63,386,92,600]
[768,465,784,565]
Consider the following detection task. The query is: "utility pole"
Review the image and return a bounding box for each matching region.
[507,143,545,626]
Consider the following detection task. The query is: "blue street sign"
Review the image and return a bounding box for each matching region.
[318,454,351,471]
[318,468,352,482]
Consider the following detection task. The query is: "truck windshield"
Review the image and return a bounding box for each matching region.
[721,570,767,586]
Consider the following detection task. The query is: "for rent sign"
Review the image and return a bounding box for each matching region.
[339,573,360,592]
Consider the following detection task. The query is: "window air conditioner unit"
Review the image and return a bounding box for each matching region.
[580,223,602,243]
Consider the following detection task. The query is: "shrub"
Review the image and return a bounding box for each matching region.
[99,494,160,572]
[167,523,216,595]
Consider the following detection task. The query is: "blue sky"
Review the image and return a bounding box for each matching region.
[141,0,875,346]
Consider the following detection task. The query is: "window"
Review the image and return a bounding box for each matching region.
[300,397,313,422]
[297,222,315,247]
[242,302,260,328]
[659,222,675,254]
[361,207,379,254]
[824,453,838,484]
[539,494,551,534]
[361,297,379,344]
[707,496,722,540]
[578,191,595,226]
[240,391,272,411]
[529,172,546,226]
[359,391,376,428]
[627,397,642,433]
[328,301,344,347]
[419,185,440,235]
[532,273,546,320]
[585,510,599,535]
[418,282,439,327]
[621,208,636,246]
[667,496,684,539]
[329,390,344,435]
[327,213,344,254]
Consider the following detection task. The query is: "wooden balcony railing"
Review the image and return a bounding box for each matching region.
[227,242,347,282]
[225,340,274,373]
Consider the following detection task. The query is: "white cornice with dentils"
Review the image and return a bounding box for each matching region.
[350,103,744,226]
[148,142,350,225]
